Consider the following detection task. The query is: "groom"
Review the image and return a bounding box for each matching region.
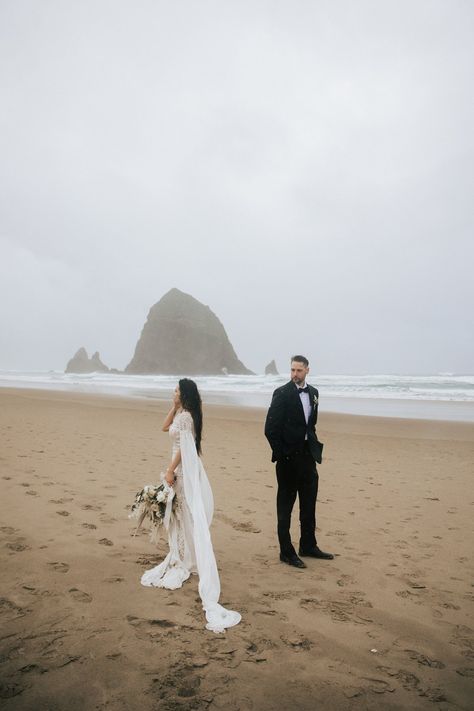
[264,355,333,568]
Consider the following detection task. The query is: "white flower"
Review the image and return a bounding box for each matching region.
[156,490,166,503]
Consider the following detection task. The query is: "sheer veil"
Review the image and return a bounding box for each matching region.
[180,429,241,633]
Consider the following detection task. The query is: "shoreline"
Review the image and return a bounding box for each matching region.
[4,387,474,446]
[2,384,474,424]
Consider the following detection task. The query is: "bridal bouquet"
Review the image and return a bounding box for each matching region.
[129,480,177,542]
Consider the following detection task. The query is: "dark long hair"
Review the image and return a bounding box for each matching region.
[178,378,203,455]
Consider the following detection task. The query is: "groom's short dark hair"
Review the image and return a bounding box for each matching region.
[291,355,309,367]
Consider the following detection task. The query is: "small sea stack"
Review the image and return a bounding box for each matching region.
[265,359,279,375]
[65,348,110,374]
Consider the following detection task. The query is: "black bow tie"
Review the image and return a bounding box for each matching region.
[297,386,309,394]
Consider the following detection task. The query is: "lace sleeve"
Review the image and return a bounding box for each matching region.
[174,411,194,432]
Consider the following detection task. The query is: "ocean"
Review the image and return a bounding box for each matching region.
[1,371,474,422]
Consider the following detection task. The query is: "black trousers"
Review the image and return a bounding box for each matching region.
[276,443,319,556]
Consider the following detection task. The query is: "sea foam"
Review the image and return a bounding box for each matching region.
[1,371,474,421]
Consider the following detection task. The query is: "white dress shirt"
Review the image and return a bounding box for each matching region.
[296,382,311,435]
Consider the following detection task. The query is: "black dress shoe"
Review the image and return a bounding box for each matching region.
[280,553,306,568]
[299,546,334,560]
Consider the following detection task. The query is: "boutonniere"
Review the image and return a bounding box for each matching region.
[313,394,319,406]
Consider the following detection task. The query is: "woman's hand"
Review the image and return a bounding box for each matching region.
[162,392,179,432]
[165,469,175,486]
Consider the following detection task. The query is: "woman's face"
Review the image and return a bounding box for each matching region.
[174,385,181,406]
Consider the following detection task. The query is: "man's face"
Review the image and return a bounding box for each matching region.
[290,360,309,385]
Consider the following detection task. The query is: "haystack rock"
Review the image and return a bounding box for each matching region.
[125,288,253,375]
[65,348,110,374]
[265,359,279,375]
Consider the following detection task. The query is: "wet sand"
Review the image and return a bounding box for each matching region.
[0,388,473,710]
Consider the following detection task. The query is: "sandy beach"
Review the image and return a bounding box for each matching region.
[1,387,473,710]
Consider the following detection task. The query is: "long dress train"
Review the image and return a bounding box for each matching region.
[140,410,241,633]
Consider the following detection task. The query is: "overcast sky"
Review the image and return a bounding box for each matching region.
[1,0,473,375]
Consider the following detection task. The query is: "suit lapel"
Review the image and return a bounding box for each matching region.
[308,385,318,424]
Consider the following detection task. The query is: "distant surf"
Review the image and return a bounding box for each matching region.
[1,371,474,422]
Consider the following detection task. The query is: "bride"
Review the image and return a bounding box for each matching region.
[140,378,241,633]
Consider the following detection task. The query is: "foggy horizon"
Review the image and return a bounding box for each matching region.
[1,1,473,376]
[22,284,474,377]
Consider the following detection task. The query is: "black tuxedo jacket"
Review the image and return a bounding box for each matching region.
[264,381,323,464]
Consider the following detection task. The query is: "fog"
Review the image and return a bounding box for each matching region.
[1,0,473,374]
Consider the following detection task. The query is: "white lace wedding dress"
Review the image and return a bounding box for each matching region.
[141,409,241,633]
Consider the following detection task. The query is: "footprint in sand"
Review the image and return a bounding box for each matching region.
[6,541,30,552]
[18,663,46,675]
[281,634,312,651]
[127,615,178,642]
[456,667,474,677]
[136,554,162,566]
[104,576,124,583]
[176,676,201,698]
[0,681,27,699]
[441,601,460,610]
[252,554,273,566]
[263,590,296,601]
[256,608,288,621]
[377,666,421,691]
[234,521,261,533]
[127,614,175,629]
[348,592,373,608]
[214,512,261,534]
[48,561,70,573]
[98,538,114,546]
[396,590,421,601]
[145,667,202,703]
[359,677,396,695]
[56,511,70,517]
[22,585,55,600]
[300,595,372,624]
[0,526,18,534]
[451,624,474,659]
[25,490,38,496]
[68,588,92,603]
[81,523,97,529]
[337,574,355,587]
[404,650,445,668]
[0,597,30,620]
[81,504,102,511]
